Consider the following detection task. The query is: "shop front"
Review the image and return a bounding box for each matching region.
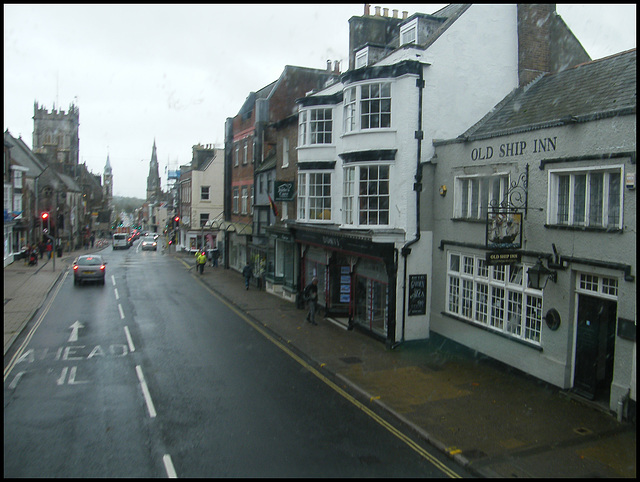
[294,227,396,341]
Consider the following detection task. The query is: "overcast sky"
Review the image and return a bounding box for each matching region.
[4,4,636,199]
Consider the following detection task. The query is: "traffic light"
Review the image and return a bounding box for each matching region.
[41,212,49,221]
[174,216,180,226]
[41,212,50,234]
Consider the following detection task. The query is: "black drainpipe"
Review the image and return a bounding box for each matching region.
[394,69,424,349]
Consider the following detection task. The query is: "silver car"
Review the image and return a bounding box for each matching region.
[141,236,158,251]
[73,255,107,285]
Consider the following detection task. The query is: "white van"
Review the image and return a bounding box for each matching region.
[113,233,129,250]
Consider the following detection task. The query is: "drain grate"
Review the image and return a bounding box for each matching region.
[340,356,362,364]
[573,427,593,436]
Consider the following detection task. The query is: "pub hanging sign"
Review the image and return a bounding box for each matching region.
[486,209,523,251]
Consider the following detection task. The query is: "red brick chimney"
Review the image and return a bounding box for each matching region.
[518,4,555,87]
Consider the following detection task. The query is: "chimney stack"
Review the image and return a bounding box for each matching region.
[392,9,398,18]
[383,8,388,17]
[375,6,381,16]
[402,11,408,19]
[327,60,331,72]
[364,3,370,16]
[333,60,340,73]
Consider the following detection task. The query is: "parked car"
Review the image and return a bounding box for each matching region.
[73,255,107,285]
[141,236,158,251]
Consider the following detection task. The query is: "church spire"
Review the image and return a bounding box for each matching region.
[146,139,161,202]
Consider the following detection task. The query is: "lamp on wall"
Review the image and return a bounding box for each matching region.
[527,257,557,290]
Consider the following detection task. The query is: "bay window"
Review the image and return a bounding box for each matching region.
[343,82,392,133]
[298,172,331,221]
[299,108,333,145]
[343,165,390,227]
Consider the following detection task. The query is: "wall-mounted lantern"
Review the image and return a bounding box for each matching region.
[527,257,557,290]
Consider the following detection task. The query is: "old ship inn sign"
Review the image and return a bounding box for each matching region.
[486,165,528,266]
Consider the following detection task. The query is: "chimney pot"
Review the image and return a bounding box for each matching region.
[383,8,388,17]
[364,3,370,16]
[326,60,331,71]
[375,6,381,16]
[334,60,340,73]
[393,9,398,18]
[402,11,408,19]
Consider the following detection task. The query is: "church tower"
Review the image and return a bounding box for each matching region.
[32,101,80,176]
[146,140,161,202]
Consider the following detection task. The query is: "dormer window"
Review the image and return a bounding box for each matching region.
[355,48,369,69]
[400,19,417,45]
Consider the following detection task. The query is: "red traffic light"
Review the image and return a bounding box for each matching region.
[174,216,180,222]
[41,212,49,220]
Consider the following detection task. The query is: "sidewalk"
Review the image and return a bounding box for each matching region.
[4,247,635,477]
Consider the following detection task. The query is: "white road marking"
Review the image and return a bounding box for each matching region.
[111,275,116,285]
[163,454,177,478]
[118,303,125,319]
[68,320,84,342]
[8,371,25,389]
[114,288,120,300]
[135,365,156,418]
[124,326,136,352]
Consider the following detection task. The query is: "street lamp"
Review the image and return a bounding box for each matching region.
[527,257,557,290]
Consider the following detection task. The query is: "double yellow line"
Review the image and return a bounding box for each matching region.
[188,262,461,478]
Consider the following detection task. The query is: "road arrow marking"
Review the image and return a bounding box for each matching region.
[68,321,84,342]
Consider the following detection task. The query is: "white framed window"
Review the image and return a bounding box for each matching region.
[234,145,239,167]
[342,167,355,225]
[297,171,331,221]
[299,108,333,145]
[13,170,23,189]
[576,273,618,299]
[343,164,390,226]
[242,141,248,165]
[361,83,391,129]
[282,137,289,168]
[548,166,622,229]
[343,83,392,134]
[455,174,509,219]
[201,186,210,201]
[241,186,248,214]
[4,185,12,212]
[446,252,543,344]
[199,213,209,227]
[298,110,307,146]
[400,19,417,45]
[310,108,332,144]
[355,48,369,69]
[343,87,356,133]
[232,187,239,213]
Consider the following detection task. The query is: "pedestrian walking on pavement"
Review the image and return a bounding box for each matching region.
[211,247,220,267]
[197,250,207,275]
[303,277,319,325]
[242,262,252,290]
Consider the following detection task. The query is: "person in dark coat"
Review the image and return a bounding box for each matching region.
[242,262,252,290]
[303,277,319,325]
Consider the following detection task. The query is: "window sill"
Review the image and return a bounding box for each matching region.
[544,224,623,233]
[441,311,543,351]
[341,128,396,138]
[451,217,485,224]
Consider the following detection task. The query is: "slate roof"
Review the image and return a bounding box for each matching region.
[460,49,636,141]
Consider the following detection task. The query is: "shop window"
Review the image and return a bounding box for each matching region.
[446,251,543,344]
